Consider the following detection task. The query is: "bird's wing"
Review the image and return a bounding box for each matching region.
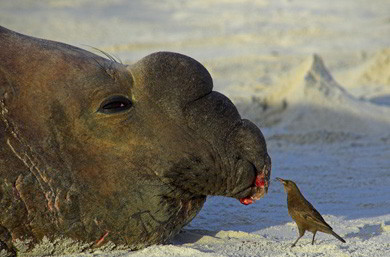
[291,199,333,231]
[303,211,332,230]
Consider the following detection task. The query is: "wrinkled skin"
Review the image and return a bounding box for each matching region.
[0,26,271,254]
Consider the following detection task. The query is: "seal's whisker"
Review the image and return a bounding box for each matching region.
[86,45,120,63]
[90,56,107,73]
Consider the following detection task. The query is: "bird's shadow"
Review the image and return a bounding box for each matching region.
[345,223,388,240]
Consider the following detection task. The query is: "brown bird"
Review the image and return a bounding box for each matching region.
[276,177,346,247]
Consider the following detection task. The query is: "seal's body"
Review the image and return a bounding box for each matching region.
[0,26,271,254]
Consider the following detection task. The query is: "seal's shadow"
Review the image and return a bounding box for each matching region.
[172,229,220,245]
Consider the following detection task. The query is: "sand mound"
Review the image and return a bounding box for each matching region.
[238,54,390,136]
[360,48,390,87]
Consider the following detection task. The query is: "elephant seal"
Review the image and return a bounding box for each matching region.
[0,26,271,255]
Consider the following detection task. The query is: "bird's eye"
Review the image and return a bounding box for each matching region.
[98,95,132,114]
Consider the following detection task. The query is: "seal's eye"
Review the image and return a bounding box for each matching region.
[98,96,132,114]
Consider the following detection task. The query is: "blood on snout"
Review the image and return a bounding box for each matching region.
[239,198,253,205]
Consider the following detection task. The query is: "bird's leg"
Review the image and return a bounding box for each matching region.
[291,235,303,247]
[292,228,305,247]
[311,231,317,245]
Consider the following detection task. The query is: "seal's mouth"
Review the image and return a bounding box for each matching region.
[164,152,271,204]
[238,159,271,205]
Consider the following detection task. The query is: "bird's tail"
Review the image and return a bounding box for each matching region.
[331,231,346,243]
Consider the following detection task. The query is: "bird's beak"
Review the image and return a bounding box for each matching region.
[275,177,285,184]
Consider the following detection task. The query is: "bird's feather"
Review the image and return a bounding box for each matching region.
[288,189,333,231]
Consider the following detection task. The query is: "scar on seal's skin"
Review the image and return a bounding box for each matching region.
[95,231,109,247]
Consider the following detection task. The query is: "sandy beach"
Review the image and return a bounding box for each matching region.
[1,0,390,256]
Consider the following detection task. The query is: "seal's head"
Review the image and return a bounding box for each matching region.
[0,26,271,253]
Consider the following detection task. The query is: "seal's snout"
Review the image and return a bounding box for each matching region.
[131,51,272,205]
[235,121,271,205]
[131,51,213,111]
[239,153,271,205]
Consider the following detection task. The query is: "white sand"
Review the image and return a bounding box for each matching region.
[1,0,390,256]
